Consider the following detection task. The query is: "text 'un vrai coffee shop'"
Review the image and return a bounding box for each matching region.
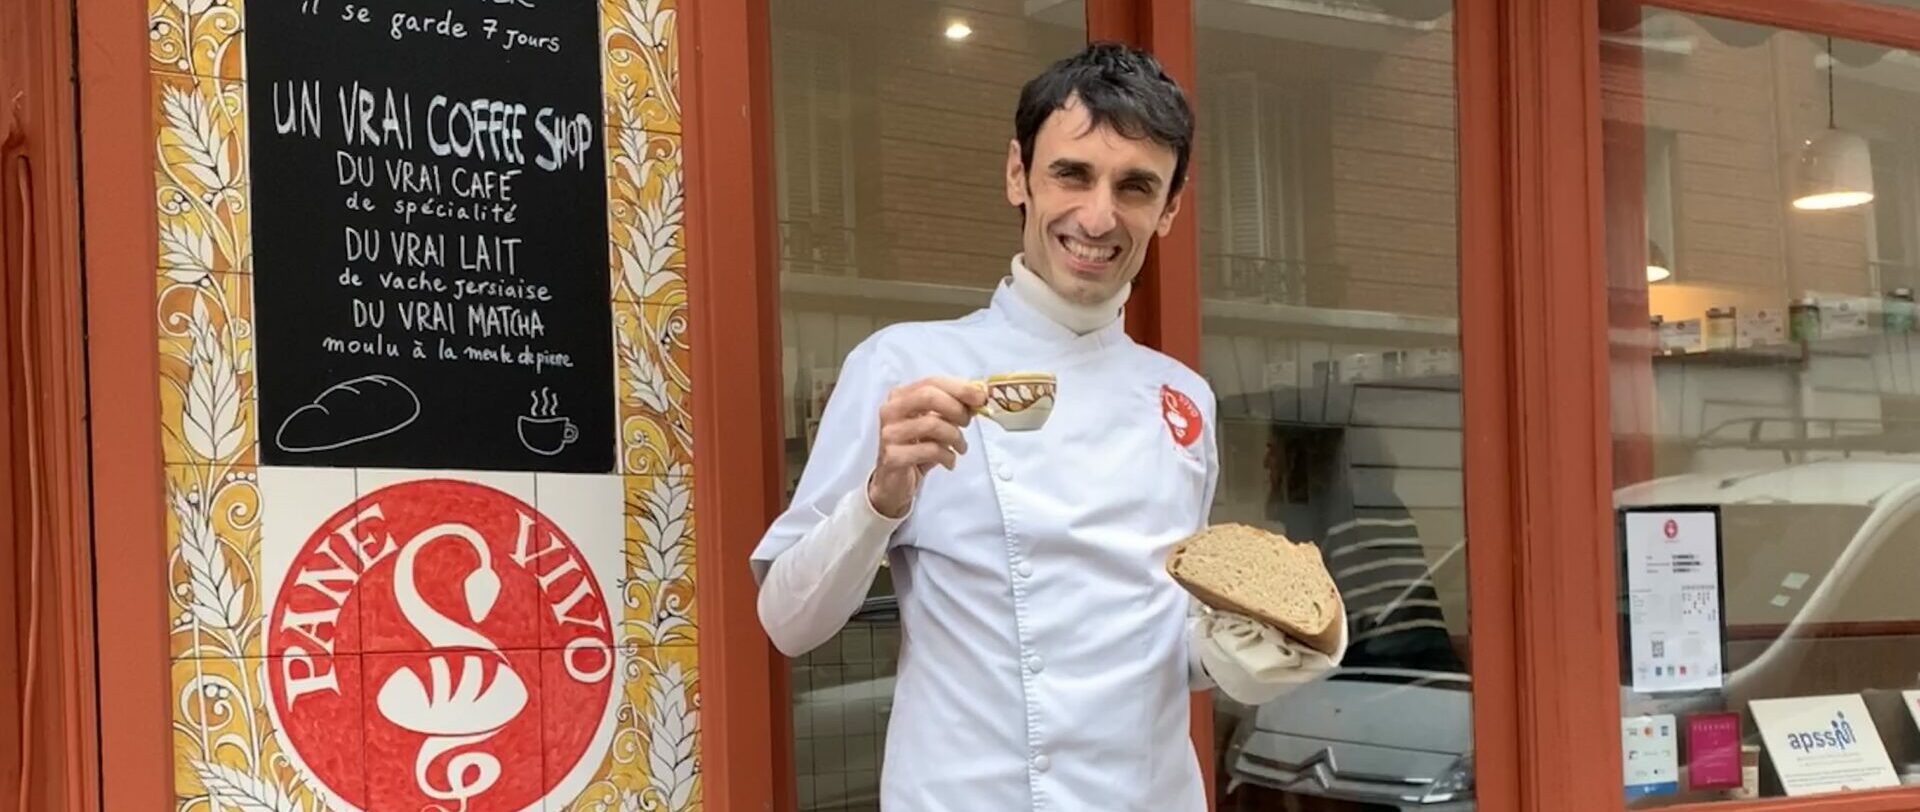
[27,0,1920,810]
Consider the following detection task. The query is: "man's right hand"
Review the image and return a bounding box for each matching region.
[868,377,987,519]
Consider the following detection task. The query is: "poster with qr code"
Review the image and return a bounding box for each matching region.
[1624,509,1726,694]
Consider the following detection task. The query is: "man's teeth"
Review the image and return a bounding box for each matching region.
[1064,239,1116,263]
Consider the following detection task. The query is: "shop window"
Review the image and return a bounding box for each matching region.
[1608,8,1920,806]
[1200,72,1310,303]
[1194,2,1473,810]
[1869,139,1920,292]
[774,29,858,278]
[768,2,1087,810]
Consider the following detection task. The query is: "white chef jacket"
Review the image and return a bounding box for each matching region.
[752,268,1341,811]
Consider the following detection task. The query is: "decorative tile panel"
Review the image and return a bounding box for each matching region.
[157,0,698,806]
[363,649,549,811]
[166,464,264,661]
[601,0,680,134]
[150,0,192,75]
[155,74,250,275]
[170,655,364,810]
[189,0,246,79]
[548,646,701,811]
[615,298,692,476]
[609,128,686,303]
[622,473,695,648]
[158,271,255,468]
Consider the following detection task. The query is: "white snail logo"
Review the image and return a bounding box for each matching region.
[265,479,618,811]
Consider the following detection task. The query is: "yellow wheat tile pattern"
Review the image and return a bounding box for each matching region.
[600,0,680,134]
[163,465,264,661]
[157,271,256,468]
[607,128,686,304]
[151,0,700,807]
[189,0,246,79]
[622,473,697,649]
[172,654,369,810]
[149,0,191,75]
[154,73,250,278]
[565,645,702,810]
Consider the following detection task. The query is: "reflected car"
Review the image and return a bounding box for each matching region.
[1223,456,1920,809]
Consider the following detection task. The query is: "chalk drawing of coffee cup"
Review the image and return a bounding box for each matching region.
[518,387,578,456]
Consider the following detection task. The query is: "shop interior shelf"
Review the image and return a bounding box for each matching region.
[1648,331,1920,366]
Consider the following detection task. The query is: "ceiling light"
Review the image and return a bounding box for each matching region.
[1794,36,1873,211]
[1647,241,1672,283]
[1792,130,1874,210]
[945,21,972,41]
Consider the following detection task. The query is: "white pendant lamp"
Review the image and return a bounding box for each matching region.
[1647,241,1672,283]
[1794,37,1874,211]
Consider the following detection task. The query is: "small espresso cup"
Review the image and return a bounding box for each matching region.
[518,415,579,456]
[971,372,1057,431]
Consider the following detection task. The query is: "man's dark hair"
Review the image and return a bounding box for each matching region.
[1014,41,1195,202]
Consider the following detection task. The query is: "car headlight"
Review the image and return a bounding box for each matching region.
[1418,753,1474,803]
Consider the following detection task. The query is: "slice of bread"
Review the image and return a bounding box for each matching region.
[1167,523,1345,655]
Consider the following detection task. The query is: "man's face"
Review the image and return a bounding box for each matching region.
[1006,96,1183,306]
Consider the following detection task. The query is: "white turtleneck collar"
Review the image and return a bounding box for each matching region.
[1008,254,1131,336]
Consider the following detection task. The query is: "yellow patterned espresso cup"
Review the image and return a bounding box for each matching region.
[972,372,1057,431]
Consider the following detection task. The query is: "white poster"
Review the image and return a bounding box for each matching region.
[1623,510,1724,694]
[1621,715,1680,799]
[1752,695,1900,796]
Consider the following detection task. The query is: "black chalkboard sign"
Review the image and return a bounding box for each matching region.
[247,0,613,472]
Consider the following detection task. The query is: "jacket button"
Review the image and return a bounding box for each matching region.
[1027,656,1044,674]
[1016,561,1034,578]
[1032,754,1051,773]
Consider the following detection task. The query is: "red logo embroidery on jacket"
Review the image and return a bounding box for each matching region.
[1160,385,1203,448]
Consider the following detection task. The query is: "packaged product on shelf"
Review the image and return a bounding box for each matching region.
[1884,288,1915,334]
[1790,297,1821,343]
[1705,307,1736,351]
[1660,318,1703,354]
[1821,296,1873,339]
[1737,307,1785,349]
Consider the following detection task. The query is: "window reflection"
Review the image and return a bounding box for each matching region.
[769,2,1086,810]
[1194,2,1470,810]
[1608,8,1920,806]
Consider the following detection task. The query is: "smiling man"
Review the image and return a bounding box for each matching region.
[751,43,1344,811]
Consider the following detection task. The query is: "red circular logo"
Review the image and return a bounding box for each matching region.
[1663,519,1679,540]
[265,479,616,811]
[1161,385,1204,448]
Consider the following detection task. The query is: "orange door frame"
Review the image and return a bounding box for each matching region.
[1455,0,1528,807]
[5,0,108,805]
[75,0,173,802]
[1461,0,1626,808]
[682,0,787,810]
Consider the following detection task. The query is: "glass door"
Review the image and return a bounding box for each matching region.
[1189,1,1475,809]
[767,2,1086,808]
